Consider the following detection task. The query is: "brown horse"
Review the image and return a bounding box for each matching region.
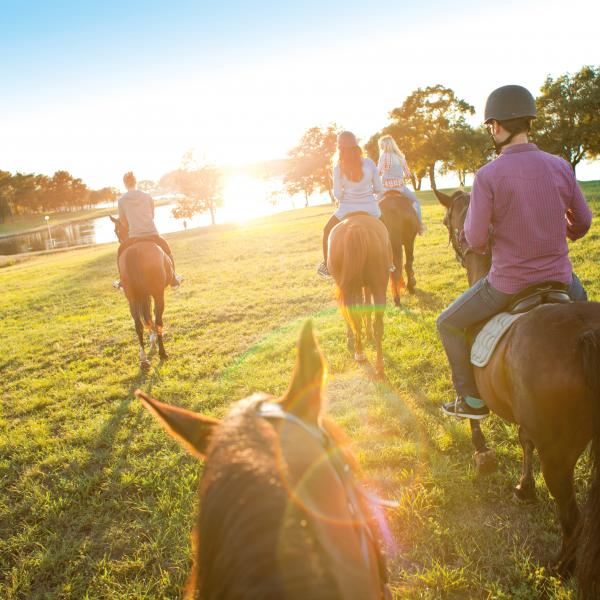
[136,322,391,600]
[110,215,172,370]
[435,189,600,591]
[327,213,392,378]
[379,191,419,304]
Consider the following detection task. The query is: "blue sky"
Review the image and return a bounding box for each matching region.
[1,0,598,188]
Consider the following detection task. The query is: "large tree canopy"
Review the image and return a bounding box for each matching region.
[284,124,337,205]
[533,65,600,173]
[370,85,475,189]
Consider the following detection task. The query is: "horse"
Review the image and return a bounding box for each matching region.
[327,213,392,378]
[379,191,419,304]
[136,321,392,600]
[435,189,600,592]
[110,215,172,370]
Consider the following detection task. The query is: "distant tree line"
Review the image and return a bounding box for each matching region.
[284,64,600,197]
[0,169,119,224]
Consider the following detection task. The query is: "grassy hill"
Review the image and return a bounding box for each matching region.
[2,183,600,599]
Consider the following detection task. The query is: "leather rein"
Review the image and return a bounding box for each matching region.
[255,400,391,595]
[445,193,491,268]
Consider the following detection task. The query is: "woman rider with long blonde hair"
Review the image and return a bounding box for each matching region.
[316,131,384,279]
[377,135,424,234]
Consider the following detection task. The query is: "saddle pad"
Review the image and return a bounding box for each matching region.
[471,312,524,367]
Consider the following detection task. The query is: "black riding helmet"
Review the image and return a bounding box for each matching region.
[483,85,536,124]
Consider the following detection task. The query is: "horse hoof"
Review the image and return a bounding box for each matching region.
[354,352,367,363]
[474,450,498,475]
[548,555,575,578]
[140,360,151,372]
[394,297,400,307]
[159,352,169,360]
[514,483,537,504]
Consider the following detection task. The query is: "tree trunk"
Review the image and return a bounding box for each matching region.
[327,187,335,205]
[428,164,437,190]
[410,174,417,190]
[416,177,423,191]
[458,170,466,187]
[209,205,216,225]
[304,191,309,208]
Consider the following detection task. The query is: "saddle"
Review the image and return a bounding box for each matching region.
[470,281,572,367]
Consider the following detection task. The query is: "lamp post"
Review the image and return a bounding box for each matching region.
[45,215,54,248]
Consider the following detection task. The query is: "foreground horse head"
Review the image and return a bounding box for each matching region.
[110,215,172,370]
[436,189,600,592]
[328,214,392,378]
[379,191,419,304]
[137,321,391,599]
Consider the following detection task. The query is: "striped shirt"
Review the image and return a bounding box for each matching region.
[465,143,592,294]
[377,151,411,190]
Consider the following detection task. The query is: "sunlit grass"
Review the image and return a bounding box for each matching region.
[1,185,599,598]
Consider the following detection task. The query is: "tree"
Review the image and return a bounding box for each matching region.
[161,154,224,225]
[284,124,337,205]
[533,65,600,173]
[0,171,13,223]
[441,125,492,186]
[371,85,475,189]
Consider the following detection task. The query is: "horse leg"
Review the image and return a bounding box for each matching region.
[373,289,386,378]
[391,242,404,307]
[539,452,580,575]
[470,420,498,475]
[134,316,150,371]
[364,287,374,343]
[405,240,416,294]
[514,426,537,502]
[154,291,168,360]
[346,322,355,355]
[352,303,366,363]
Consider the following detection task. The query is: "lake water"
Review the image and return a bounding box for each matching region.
[0,179,331,256]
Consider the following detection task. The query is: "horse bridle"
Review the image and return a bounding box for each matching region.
[255,400,390,595]
[444,193,491,268]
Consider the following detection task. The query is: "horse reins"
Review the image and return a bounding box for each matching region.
[445,193,491,268]
[255,401,391,594]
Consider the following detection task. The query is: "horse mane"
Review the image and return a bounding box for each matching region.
[188,396,341,600]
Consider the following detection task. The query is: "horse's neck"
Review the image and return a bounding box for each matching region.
[466,254,491,287]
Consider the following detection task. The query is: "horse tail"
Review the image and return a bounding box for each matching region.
[336,226,370,330]
[125,248,153,329]
[577,328,600,599]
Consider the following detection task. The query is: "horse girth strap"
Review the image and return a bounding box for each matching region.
[256,402,389,598]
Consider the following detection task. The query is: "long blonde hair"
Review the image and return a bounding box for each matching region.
[378,134,404,159]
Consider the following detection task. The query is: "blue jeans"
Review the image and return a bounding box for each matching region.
[400,185,422,223]
[436,273,587,398]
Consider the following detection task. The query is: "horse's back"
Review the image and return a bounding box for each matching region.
[119,242,169,293]
[380,192,418,241]
[477,301,600,449]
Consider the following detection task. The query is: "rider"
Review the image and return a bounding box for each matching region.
[377,134,425,234]
[316,131,384,279]
[437,84,592,419]
[113,171,182,289]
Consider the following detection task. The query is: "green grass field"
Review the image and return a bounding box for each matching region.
[2,182,600,599]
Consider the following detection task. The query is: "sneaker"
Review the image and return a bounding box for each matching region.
[442,396,489,420]
[171,274,184,289]
[316,261,332,280]
[112,279,122,290]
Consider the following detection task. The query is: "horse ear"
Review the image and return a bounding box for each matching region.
[434,190,453,208]
[109,215,118,223]
[136,389,220,458]
[280,321,326,424]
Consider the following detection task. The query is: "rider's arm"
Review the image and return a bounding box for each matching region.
[464,171,493,251]
[117,198,129,229]
[333,166,343,203]
[566,175,592,241]
[372,161,384,198]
